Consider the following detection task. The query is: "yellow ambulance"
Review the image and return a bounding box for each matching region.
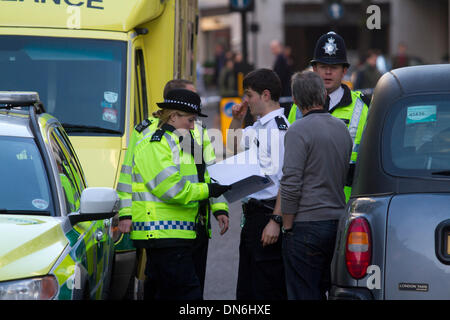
[0,0,198,299]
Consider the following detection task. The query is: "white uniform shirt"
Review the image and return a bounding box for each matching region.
[240,108,289,200]
[328,85,344,111]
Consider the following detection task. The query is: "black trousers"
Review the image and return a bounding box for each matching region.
[192,224,209,297]
[236,199,287,300]
[145,245,202,300]
[144,223,208,300]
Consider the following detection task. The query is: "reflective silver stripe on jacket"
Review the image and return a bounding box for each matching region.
[164,132,180,167]
[133,220,195,231]
[116,182,132,193]
[145,166,178,190]
[132,192,164,203]
[160,180,186,200]
[121,165,132,174]
[348,98,364,144]
[119,198,132,209]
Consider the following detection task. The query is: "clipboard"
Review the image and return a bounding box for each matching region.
[222,175,274,203]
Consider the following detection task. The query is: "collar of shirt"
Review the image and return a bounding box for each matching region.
[325,84,353,113]
[328,85,344,111]
[255,107,284,127]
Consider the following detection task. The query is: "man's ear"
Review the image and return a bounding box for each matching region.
[262,89,271,102]
[343,66,348,76]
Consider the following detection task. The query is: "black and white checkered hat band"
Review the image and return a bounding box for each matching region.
[164,99,199,111]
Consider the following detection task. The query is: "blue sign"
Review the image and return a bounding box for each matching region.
[224,102,235,117]
[328,2,344,20]
[230,0,254,12]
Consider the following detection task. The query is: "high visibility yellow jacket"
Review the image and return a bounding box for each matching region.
[129,124,210,241]
[117,118,158,218]
[117,119,228,240]
[287,85,369,201]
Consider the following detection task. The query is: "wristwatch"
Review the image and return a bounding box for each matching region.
[269,214,282,225]
[282,226,293,234]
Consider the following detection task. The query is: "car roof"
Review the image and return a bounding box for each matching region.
[389,64,450,95]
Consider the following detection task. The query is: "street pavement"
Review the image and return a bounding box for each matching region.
[200,93,242,300]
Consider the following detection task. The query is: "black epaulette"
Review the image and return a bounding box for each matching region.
[150,129,164,142]
[275,116,288,130]
[135,119,153,133]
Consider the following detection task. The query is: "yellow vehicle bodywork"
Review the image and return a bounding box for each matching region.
[0,0,198,188]
[0,0,198,299]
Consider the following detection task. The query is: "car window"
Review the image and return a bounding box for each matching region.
[53,126,87,191]
[48,129,81,213]
[0,136,53,214]
[383,94,450,176]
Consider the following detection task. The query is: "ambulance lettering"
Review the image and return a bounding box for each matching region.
[1,0,104,10]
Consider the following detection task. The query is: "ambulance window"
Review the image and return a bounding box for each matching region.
[135,49,148,125]
[0,36,126,136]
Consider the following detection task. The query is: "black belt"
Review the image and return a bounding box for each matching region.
[243,198,276,215]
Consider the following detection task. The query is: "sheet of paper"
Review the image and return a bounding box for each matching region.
[207,150,274,202]
[207,150,262,185]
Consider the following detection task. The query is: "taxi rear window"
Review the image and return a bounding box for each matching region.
[383,94,450,178]
[0,136,53,214]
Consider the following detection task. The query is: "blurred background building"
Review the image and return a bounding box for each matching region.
[198,0,449,90]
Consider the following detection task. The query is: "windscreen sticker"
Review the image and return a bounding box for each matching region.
[101,101,113,109]
[104,91,118,104]
[406,105,437,124]
[32,199,49,210]
[102,108,118,123]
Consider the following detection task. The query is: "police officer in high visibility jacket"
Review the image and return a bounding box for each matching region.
[118,89,230,300]
[287,31,370,201]
[117,80,229,298]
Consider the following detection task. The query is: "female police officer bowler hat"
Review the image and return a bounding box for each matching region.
[157,88,207,117]
[310,31,350,68]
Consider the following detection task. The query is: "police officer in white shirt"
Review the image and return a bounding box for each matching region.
[228,68,288,300]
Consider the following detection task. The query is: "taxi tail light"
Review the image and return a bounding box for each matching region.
[345,217,372,279]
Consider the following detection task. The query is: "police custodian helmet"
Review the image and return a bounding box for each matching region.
[310,31,350,68]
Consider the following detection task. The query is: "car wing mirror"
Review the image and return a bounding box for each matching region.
[68,187,119,225]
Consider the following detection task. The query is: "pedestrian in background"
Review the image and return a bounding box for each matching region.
[228,68,288,300]
[270,40,292,98]
[280,71,352,300]
[218,58,237,97]
[353,49,382,90]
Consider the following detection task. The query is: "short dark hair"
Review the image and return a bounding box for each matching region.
[243,68,282,102]
[163,79,194,98]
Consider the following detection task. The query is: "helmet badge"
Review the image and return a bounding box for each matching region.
[323,37,338,56]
